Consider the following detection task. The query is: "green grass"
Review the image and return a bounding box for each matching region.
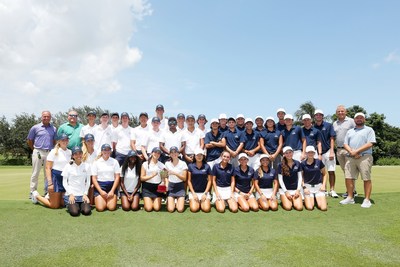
[1,166,400,266]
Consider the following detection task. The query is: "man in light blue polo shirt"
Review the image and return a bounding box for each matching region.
[340,112,376,208]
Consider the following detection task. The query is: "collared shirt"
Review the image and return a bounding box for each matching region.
[91,157,120,182]
[62,162,91,196]
[212,163,234,187]
[333,117,355,147]
[314,121,336,153]
[301,159,325,185]
[57,122,83,149]
[344,126,376,155]
[188,163,211,192]
[282,126,304,151]
[243,130,260,151]
[302,126,321,149]
[261,129,282,154]
[277,160,302,190]
[254,167,277,189]
[233,165,255,193]
[205,130,224,162]
[27,122,57,150]
[120,166,139,192]
[223,129,245,151]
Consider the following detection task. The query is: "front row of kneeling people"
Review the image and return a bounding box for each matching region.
[31,133,327,216]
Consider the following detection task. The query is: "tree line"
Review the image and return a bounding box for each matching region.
[1,103,399,165]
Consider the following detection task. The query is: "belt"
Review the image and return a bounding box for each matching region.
[35,148,51,152]
[337,147,344,149]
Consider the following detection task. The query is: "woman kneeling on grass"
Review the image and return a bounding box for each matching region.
[140,147,167,212]
[212,151,238,213]
[120,150,141,211]
[301,146,327,211]
[165,146,188,213]
[254,154,279,211]
[233,153,259,212]
[31,133,71,209]
[277,146,303,211]
[91,144,120,212]
[62,146,92,216]
[187,148,212,213]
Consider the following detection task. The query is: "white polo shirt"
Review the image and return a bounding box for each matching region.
[91,157,120,182]
[182,128,205,154]
[120,166,139,192]
[131,124,150,150]
[112,125,133,155]
[62,162,91,196]
[165,160,188,183]
[143,129,164,154]
[160,130,184,151]
[93,124,113,152]
[47,148,72,171]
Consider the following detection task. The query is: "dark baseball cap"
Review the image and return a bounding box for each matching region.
[156,104,164,110]
[84,133,95,141]
[152,117,161,123]
[87,111,96,116]
[177,113,185,119]
[111,112,119,117]
[101,143,112,151]
[71,146,83,154]
[121,112,129,118]
[139,112,148,118]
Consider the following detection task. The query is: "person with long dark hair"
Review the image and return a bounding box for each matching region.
[120,150,141,211]
[254,154,279,211]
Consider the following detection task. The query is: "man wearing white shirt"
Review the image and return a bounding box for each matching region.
[112,112,133,166]
[160,117,185,163]
[130,112,150,163]
[93,113,113,153]
[182,115,205,164]
[80,110,97,139]
[141,117,164,161]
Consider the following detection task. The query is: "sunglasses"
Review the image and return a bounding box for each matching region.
[69,114,78,117]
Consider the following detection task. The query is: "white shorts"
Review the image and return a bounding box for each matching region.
[207,158,221,170]
[279,189,304,199]
[321,151,336,172]
[188,192,211,200]
[248,154,260,170]
[303,183,325,198]
[255,188,275,199]
[234,192,255,201]
[212,186,233,202]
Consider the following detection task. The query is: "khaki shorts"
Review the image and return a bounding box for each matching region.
[344,154,373,181]
[336,148,348,171]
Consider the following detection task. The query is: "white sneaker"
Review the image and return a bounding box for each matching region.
[330,190,339,198]
[44,193,50,199]
[339,197,355,205]
[361,199,372,208]
[31,191,40,204]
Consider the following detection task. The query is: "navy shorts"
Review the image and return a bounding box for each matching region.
[52,169,65,193]
[94,181,117,197]
[168,182,185,198]
[63,195,85,205]
[142,182,163,198]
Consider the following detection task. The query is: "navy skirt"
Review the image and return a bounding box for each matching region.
[142,182,163,198]
[52,169,65,193]
[168,182,185,198]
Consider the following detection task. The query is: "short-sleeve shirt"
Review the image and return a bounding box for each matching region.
[233,166,255,193]
[301,159,325,185]
[120,166,139,192]
[277,160,302,190]
[223,129,245,151]
[314,121,336,153]
[182,128,205,154]
[141,161,166,184]
[204,131,224,162]
[47,148,72,171]
[261,129,281,154]
[344,126,376,155]
[62,162,91,196]
[112,125,133,155]
[333,117,355,147]
[188,163,211,192]
[282,126,304,151]
[91,157,120,182]
[243,130,260,151]
[254,168,277,189]
[165,160,188,183]
[302,127,321,149]
[57,122,83,149]
[27,123,57,150]
[212,163,234,187]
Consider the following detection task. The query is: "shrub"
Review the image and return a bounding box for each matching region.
[376,157,400,166]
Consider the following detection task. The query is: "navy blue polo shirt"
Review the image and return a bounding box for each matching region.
[205,131,224,162]
[243,130,260,151]
[314,121,336,154]
[282,126,304,151]
[223,129,245,151]
[301,159,325,185]
[302,127,321,149]
[233,166,255,193]
[212,163,234,187]
[277,122,286,132]
[254,168,277,189]
[261,129,281,154]
[219,126,228,133]
[277,160,302,190]
[188,163,211,192]
[236,125,245,132]
[254,127,266,134]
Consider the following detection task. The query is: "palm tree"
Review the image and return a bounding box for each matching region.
[294,101,316,125]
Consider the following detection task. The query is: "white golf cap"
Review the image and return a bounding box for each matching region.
[305,146,316,153]
[259,154,270,162]
[255,115,264,120]
[194,148,205,155]
[219,113,227,119]
[276,108,286,113]
[245,118,253,124]
[210,118,219,124]
[302,114,312,120]
[236,114,245,119]
[284,114,293,120]
[282,146,293,153]
[238,153,249,160]
[354,112,365,119]
[265,116,275,121]
[314,109,324,115]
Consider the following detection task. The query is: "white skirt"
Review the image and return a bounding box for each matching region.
[255,188,275,199]
[188,192,211,200]
[234,192,255,201]
[304,183,325,197]
[212,186,233,202]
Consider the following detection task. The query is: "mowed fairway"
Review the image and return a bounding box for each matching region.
[1,166,400,266]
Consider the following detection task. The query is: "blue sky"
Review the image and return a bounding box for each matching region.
[1,1,399,126]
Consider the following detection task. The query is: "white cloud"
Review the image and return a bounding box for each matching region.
[0,0,151,118]
[384,50,400,63]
